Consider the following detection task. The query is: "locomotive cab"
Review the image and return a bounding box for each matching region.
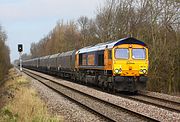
[112,44,148,77]
[111,39,148,92]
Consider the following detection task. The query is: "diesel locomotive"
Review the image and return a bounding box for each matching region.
[22,37,149,92]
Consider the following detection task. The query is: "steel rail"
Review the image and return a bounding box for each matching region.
[23,69,158,122]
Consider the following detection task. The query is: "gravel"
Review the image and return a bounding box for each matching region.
[41,78,147,122]
[23,73,108,122]
[27,69,180,122]
[53,79,180,121]
[25,69,180,121]
[129,95,180,112]
[139,90,180,103]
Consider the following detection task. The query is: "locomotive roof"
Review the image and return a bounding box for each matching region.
[49,53,60,58]
[40,55,51,60]
[22,57,38,62]
[77,37,147,54]
[58,50,75,57]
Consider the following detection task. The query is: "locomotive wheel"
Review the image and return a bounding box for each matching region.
[107,82,111,92]
[109,82,115,93]
[112,86,116,93]
[102,82,109,91]
[102,82,106,91]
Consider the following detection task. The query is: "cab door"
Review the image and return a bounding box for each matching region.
[104,49,112,70]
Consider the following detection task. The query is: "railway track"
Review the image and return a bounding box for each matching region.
[120,93,180,113]
[23,69,159,122]
[139,91,180,112]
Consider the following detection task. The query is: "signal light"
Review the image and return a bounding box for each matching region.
[18,44,23,52]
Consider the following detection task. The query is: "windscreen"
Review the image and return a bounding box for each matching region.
[132,48,146,59]
[115,48,129,59]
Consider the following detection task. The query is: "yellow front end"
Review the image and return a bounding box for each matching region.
[112,44,148,77]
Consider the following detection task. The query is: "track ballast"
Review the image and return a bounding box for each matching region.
[23,68,180,121]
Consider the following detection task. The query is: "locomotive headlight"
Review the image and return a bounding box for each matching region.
[143,69,147,74]
[140,69,147,74]
[114,69,119,74]
[114,68,122,74]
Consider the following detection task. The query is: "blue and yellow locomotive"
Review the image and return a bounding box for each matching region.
[22,37,149,92]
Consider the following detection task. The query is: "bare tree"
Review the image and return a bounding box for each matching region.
[29,0,180,94]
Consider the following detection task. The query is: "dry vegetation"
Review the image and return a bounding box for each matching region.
[0,25,11,82]
[24,0,179,94]
[0,69,62,122]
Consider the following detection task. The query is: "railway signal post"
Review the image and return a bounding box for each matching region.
[18,44,23,71]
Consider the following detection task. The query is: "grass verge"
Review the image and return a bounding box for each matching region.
[0,68,63,122]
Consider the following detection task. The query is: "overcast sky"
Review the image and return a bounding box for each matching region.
[0,0,103,62]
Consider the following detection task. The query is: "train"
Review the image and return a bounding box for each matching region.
[22,37,149,92]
